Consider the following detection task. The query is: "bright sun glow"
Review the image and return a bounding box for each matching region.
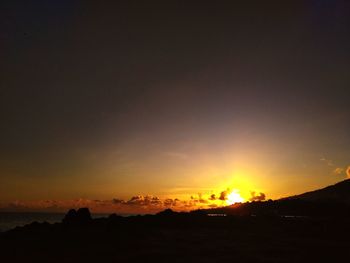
[226,190,244,205]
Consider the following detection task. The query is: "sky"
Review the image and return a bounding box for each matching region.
[1,0,350,213]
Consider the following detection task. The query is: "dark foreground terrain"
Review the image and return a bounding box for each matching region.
[3,180,350,262]
[1,206,350,263]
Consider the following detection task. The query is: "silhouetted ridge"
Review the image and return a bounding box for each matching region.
[195,180,350,217]
[287,179,350,204]
[2,181,350,263]
[108,213,121,220]
[156,208,176,216]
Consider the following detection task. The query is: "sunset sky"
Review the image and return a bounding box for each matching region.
[1,1,350,213]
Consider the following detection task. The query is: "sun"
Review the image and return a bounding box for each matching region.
[226,190,244,205]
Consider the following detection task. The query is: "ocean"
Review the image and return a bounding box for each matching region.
[0,212,110,232]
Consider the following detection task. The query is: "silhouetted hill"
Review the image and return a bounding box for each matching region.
[203,198,350,217]
[200,180,350,217]
[2,181,350,262]
[287,179,350,204]
[1,206,350,263]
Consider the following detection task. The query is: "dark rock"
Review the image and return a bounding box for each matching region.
[62,209,77,223]
[62,208,92,224]
[76,208,92,221]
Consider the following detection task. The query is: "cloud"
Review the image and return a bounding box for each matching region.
[333,167,344,175]
[209,194,216,200]
[163,198,179,207]
[112,198,125,204]
[249,192,266,202]
[190,194,209,204]
[0,199,103,213]
[219,190,228,201]
[198,193,208,203]
[320,157,333,166]
[126,195,162,206]
[332,166,350,178]
[0,188,267,213]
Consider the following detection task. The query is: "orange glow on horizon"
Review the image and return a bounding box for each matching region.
[226,189,244,205]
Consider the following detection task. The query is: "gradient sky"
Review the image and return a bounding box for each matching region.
[1,1,350,212]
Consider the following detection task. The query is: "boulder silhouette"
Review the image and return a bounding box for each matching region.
[62,209,77,223]
[62,208,92,224]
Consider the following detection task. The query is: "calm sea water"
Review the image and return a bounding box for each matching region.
[0,212,110,232]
